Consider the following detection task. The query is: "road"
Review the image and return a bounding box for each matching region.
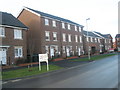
[2,54,119,88]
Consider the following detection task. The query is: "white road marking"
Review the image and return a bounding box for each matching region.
[11,79,22,82]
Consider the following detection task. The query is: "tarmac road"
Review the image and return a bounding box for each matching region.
[2,54,119,88]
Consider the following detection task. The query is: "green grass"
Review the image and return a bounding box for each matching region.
[71,53,117,62]
[2,65,63,80]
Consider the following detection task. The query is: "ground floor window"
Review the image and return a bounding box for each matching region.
[14,47,23,58]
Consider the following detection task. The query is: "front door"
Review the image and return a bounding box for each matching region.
[50,47,54,57]
[78,48,81,56]
[0,48,7,65]
[66,47,70,56]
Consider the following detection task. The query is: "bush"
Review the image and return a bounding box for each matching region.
[16,58,25,65]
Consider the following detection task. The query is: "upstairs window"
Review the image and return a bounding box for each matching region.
[87,37,89,42]
[45,31,50,41]
[53,32,57,41]
[68,24,71,30]
[68,34,72,42]
[75,35,78,42]
[91,37,93,42]
[79,36,82,43]
[75,26,77,31]
[52,20,56,27]
[45,18,49,26]
[79,27,82,32]
[62,22,65,29]
[63,33,66,42]
[0,27,5,37]
[14,29,22,39]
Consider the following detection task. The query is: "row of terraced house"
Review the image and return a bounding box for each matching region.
[0,7,113,65]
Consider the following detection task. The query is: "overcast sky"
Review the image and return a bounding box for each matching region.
[0,0,119,41]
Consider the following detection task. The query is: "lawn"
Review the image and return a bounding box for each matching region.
[2,65,63,80]
[71,53,117,62]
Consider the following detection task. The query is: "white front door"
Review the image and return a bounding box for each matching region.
[0,49,7,65]
[50,47,54,57]
[66,47,70,56]
[78,48,81,56]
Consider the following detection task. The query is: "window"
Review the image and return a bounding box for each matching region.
[109,39,111,43]
[0,27,5,37]
[75,35,78,42]
[45,18,49,25]
[87,37,89,42]
[95,38,97,42]
[45,46,49,54]
[79,27,81,32]
[68,34,71,42]
[98,38,100,43]
[105,39,107,43]
[52,20,56,27]
[45,31,50,41]
[63,33,66,42]
[79,36,82,43]
[91,37,93,42]
[14,47,23,58]
[14,29,22,39]
[68,24,71,30]
[53,32,57,41]
[75,26,77,31]
[62,22,65,29]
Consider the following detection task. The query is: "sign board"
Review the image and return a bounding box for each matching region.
[39,54,49,71]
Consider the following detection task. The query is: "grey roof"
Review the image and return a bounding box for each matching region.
[26,7,84,27]
[115,34,120,38]
[93,31,111,39]
[0,12,27,29]
[83,30,100,38]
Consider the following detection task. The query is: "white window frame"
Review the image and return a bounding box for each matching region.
[79,27,81,32]
[109,39,111,43]
[87,37,89,42]
[63,33,66,42]
[62,22,65,29]
[53,32,57,41]
[75,26,77,31]
[0,27,5,37]
[98,38,100,43]
[14,46,23,58]
[52,20,56,27]
[45,18,49,26]
[14,29,22,39]
[68,24,71,30]
[79,36,82,43]
[91,37,93,42]
[45,31,50,41]
[95,38,97,43]
[75,35,78,42]
[68,34,71,42]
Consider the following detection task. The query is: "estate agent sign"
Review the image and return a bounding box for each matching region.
[39,54,49,71]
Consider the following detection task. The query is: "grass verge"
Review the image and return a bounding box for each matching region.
[71,53,117,62]
[2,65,63,80]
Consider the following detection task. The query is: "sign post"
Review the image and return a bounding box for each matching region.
[39,54,49,71]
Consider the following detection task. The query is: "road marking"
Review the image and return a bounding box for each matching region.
[2,82,7,84]
[11,79,22,82]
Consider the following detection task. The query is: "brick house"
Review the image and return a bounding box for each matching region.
[83,30,103,55]
[93,31,113,52]
[115,34,120,51]
[0,12,27,65]
[18,7,84,59]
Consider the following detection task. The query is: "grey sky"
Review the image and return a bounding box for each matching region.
[0,0,118,41]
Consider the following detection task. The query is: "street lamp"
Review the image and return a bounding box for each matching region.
[86,18,91,60]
